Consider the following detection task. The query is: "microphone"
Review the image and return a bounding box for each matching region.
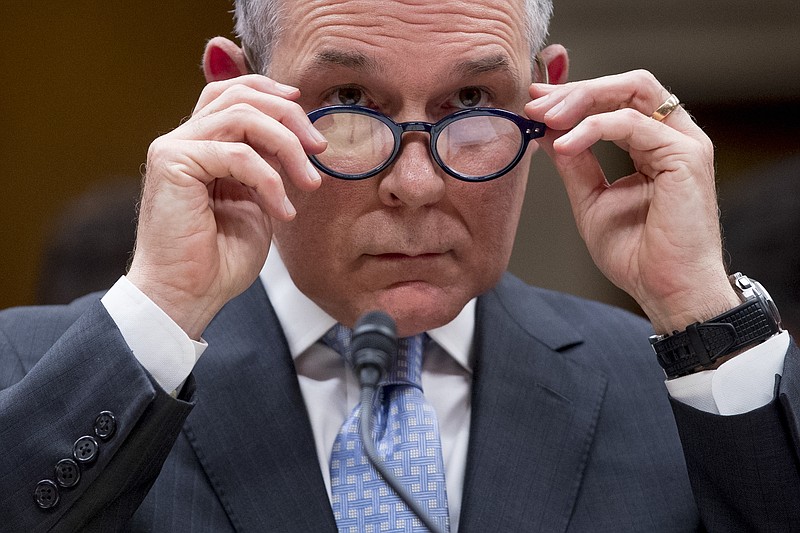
[351,310,397,388]
[351,311,446,533]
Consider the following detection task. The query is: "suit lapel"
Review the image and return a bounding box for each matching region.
[460,275,608,532]
[183,281,336,532]
[179,274,607,532]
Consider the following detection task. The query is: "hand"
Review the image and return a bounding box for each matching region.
[525,70,739,333]
[127,75,326,338]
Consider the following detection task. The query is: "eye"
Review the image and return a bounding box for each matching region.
[453,87,489,108]
[337,87,363,105]
[324,86,369,106]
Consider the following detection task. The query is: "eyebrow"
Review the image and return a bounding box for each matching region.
[454,54,521,85]
[300,49,521,88]
[304,49,385,76]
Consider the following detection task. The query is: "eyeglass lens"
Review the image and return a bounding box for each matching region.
[313,113,395,176]
[436,115,522,179]
[312,112,525,179]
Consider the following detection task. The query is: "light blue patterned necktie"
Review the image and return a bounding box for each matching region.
[324,324,450,533]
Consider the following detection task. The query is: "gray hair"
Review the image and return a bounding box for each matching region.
[234,0,554,75]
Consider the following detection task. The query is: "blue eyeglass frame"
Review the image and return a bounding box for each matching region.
[307,105,547,182]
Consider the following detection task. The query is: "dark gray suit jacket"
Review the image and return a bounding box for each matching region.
[2,274,799,532]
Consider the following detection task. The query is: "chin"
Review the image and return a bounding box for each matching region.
[366,281,468,337]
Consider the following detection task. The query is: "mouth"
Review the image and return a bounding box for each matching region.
[370,252,444,261]
[362,252,454,285]
[356,250,459,293]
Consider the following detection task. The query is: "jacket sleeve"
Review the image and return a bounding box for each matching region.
[0,299,194,533]
[671,340,800,532]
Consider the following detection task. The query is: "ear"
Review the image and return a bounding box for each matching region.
[539,44,569,85]
[202,36,249,82]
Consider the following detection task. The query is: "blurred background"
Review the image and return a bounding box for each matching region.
[1,1,799,323]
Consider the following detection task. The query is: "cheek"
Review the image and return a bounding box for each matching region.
[458,168,528,254]
[272,164,529,331]
[271,177,376,274]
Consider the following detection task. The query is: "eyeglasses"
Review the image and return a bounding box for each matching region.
[307,105,546,182]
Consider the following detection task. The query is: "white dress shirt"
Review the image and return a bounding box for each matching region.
[101,247,790,530]
[260,247,473,529]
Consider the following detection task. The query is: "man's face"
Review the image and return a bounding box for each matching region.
[269,0,535,336]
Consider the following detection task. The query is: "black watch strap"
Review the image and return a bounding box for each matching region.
[651,297,781,379]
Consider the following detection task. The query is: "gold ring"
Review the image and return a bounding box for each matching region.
[651,94,681,121]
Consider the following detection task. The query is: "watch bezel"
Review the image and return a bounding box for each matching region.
[731,272,782,329]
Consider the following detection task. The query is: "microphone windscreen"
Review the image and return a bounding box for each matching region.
[352,311,397,359]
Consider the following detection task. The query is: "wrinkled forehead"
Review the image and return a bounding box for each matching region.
[277,0,529,36]
[271,0,531,78]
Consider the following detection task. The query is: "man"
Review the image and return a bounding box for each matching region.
[1,0,798,531]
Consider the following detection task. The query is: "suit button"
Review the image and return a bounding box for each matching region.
[73,436,99,464]
[54,458,81,488]
[94,411,117,441]
[34,480,59,509]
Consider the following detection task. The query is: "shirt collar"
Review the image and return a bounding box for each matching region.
[260,245,474,373]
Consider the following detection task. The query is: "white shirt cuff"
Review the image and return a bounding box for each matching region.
[100,276,207,394]
[665,331,790,415]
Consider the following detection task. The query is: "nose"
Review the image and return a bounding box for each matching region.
[378,132,446,209]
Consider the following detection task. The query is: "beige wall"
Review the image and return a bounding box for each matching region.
[2,1,799,310]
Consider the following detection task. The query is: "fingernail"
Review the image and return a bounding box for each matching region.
[275,82,298,95]
[306,160,322,183]
[554,130,574,148]
[283,196,296,217]
[528,95,549,109]
[307,124,326,144]
[544,100,566,120]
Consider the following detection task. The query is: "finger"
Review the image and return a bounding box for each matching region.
[171,102,324,191]
[526,70,667,120]
[526,70,694,133]
[190,84,327,154]
[527,82,560,101]
[152,137,298,221]
[552,108,698,178]
[193,74,299,113]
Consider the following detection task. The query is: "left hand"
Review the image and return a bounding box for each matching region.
[524,70,739,333]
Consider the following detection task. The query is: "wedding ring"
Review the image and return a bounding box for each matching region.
[651,94,681,121]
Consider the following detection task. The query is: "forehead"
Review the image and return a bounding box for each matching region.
[269,0,530,85]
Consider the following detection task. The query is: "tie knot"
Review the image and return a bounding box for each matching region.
[322,323,354,364]
[389,334,425,388]
[322,324,427,388]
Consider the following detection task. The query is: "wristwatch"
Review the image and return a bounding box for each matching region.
[650,272,783,379]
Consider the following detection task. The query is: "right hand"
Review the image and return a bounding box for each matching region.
[127,75,327,339]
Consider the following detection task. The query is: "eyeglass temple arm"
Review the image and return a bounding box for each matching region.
[241,43,257,74]
[534,53,549,84]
